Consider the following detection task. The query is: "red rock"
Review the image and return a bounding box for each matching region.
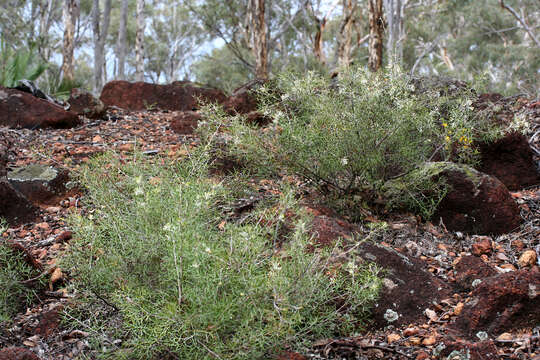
[275,351,307,360]
[439,339,499,360]
[453,255,497,292]
[0,86,80,129]
[477,131,539,191]
[0,347,40,360]
[0,178,37,226]
[307,209,451,328]
[414,350,430,360]
[453,269,540,337]
[430,162,521,235]
[68,88,106,119]
[25,307,61,338]
[224,79,265,115]
[7,165,71,206]
[471,236,492,256]
[100,80,227,112]
[170,111,201,135]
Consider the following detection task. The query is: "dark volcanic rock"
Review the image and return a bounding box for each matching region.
[307,209,451,328]
[453,255,497,292]
[358,243,451,328]
[7,164,71,206]
[477,132,540,190]
[0,348,40,360]
[428,162,521,235]
[170,111,202,135]
[453,269,540,338]
[68,88,106,119]
[0,86,80,129]
[0,178,37,226]
[100,81,227,112]
[439,339,500,360]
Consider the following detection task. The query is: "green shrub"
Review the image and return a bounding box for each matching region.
[0,39,47,88]
[197,67,504,219]
[0,221,46,322]
[62,151,381,359]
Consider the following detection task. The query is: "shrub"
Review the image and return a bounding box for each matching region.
[197,67,504,219]
[0,39,47,88]
[0,221,46,322]
[62,152,381,359]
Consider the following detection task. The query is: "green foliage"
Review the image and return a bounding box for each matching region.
[0,221,46,322]
[62,151,381,359]
[0,38,47,88]
[198,67,500,218]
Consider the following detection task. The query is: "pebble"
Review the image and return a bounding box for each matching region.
[471,236,492,256]
[518,250,537,267]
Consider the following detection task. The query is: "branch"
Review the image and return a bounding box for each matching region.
[499,0,540,48]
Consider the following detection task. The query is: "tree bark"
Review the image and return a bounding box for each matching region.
[249,0,268,80]
[116,0,128,80]
[61,0,79,83]
[92,0,112,94]
[135,0,145,82]
[337,0,356,68]
[368,0,384,72]
[384,0,406,65]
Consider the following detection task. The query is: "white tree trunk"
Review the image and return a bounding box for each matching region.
[116,0,129,80]
[384,0,406,66]
[92,0,112,94]
[249,0,268,80]
[135,0,145,82]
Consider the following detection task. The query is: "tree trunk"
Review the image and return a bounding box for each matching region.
[314,17,326,65]
[61,0,79,83]
[368,0,384,72]
[135,0,145,82]
[92,0,112,94]
[116,0,128,80]
[249,0,268,80]
[337,0,356,68]
[384,0,405,65]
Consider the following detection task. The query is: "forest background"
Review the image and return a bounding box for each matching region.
[0,0,538,97]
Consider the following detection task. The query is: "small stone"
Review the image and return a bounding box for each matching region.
[471,236,492,256]
[409,337,422,345]
[499,263,516,271]
[387,333,401,343]
[415,350,430,360]
[424,308,438,321]
[45,206,62,213]
[422,335,437,346]
[35,222,50,230]
[517,250,537,268]
[403,327,419,337]
[495,252,509,262]
[454,302,464,315]
[496,332,513,341]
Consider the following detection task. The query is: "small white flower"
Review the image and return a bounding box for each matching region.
[341,157,349,166]
[192,262,200,269]
[205,247,211,254]
[163,223,173,232]
[134,187,144,196]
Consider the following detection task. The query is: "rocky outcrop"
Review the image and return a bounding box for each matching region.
[68,88,106,119]
[453,269,540,338]
[427,162,521,235]
[170,111,202,135]
[100,81,227,112]
[0,86,80,129]
[7,164,71,206]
